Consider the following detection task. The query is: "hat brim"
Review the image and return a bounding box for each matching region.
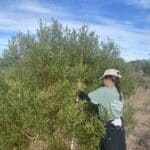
[100,74,122,80]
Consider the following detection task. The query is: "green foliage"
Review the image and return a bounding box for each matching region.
[143,60,150,76]
[124,104,136,135]
[0,19,136,149]
[130,59,150,76]
[129,59,150,89]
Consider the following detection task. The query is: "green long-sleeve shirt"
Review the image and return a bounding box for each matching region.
[88,87,124,121]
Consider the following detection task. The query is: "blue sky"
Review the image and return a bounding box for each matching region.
[0,0,150,61]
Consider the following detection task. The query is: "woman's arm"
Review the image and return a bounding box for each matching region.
[78,91,99,114]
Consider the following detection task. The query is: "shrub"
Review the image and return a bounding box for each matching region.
[0,19,136,149]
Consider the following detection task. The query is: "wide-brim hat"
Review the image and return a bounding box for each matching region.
[100,69,122,80]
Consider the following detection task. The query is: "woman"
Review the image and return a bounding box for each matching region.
[78,69,126,150]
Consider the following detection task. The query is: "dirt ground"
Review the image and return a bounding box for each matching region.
[126,87,150,150]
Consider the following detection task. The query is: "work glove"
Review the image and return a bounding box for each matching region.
[78,91,90,101]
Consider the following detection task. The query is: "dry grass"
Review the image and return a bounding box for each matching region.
[126,87,150,150]
[29,140,48,150]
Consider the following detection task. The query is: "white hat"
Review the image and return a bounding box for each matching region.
[100,69,122,79]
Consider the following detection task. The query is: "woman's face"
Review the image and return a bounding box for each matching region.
[103,78,109,87]
[103,78,114,87]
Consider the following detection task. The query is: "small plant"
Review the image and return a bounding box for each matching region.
[124,104,136,135]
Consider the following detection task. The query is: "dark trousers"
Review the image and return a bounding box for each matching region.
[100,119,126,150]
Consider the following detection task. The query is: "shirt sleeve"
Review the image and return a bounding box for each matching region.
[88,88,103,105]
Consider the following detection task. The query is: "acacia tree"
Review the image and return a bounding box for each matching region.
[0,19,136,149]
